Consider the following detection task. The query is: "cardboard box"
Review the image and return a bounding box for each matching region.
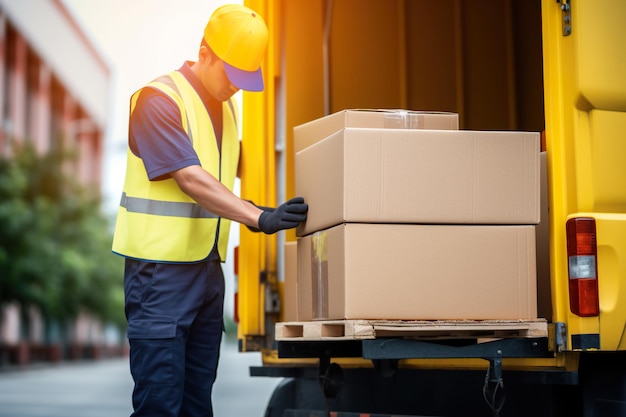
[294,109,459,153]
[536,152,552,320]
[296,128,540,236]
[282,241,298,322]
[297,223,538,321]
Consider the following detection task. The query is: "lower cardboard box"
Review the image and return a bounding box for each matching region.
[282,241,298,322]
[297,223,537,321]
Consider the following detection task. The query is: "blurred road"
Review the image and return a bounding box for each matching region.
[0,336,281,417]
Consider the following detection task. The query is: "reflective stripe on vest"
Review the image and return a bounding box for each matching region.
[120,192,218,219]
[112,70,239,263]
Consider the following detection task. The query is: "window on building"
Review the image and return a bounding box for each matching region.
[2,24,16,147]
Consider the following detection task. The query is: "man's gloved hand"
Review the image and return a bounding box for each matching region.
[258,197,308,234]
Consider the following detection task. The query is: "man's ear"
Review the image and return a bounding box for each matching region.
[199,42,222,69]
[199,44,212,64]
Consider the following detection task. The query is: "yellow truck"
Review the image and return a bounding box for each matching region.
[234,1,626,416]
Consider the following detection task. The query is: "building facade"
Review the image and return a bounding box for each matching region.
[0,0,109,185]
[0,0,113,364]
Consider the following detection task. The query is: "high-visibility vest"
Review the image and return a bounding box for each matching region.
[112,70,239,263]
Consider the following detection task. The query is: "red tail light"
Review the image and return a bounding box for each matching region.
[233,246,239,324]
[566,218,600,316]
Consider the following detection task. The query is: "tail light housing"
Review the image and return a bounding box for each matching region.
[566,217,600,316]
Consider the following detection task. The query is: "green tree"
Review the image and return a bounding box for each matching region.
[0,143,125,329]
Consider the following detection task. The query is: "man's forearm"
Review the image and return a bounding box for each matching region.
[171,164,262,227]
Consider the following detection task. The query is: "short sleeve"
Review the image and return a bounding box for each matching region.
[129,88,201,181]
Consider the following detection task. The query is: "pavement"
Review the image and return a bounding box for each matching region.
[0,336,280,417]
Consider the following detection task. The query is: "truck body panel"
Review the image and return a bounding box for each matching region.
[542,0,626,350]
[236,0,626,415]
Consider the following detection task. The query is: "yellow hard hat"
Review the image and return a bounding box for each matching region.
[204,4,268,92]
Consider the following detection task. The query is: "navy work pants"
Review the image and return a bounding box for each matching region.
[124,258,225,417]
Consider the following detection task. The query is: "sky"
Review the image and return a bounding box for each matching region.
[60,0,242,216]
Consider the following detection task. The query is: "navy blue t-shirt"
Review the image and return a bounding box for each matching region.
[129,62,223,181]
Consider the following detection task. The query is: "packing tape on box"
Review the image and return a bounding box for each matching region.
[383,110,409,129]
[382,110,428,129]
[311,231,329,319]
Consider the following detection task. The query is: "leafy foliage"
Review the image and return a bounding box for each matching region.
[0,143,125,328]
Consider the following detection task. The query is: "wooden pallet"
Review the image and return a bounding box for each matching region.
[275,319,548,341]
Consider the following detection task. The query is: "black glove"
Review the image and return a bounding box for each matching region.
[258,197,308,234]
[245,204,274,233]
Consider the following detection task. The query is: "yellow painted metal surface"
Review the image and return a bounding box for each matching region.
[542,0,626,350]
[238,0,328,349]
[237,0,327,349]
[237,0,279,346]
[261,348,579,373]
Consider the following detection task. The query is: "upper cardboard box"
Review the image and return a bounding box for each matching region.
[296,128,540,236]
[293,109,459,153]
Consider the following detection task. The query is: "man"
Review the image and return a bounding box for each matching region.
[112,4,308,416]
